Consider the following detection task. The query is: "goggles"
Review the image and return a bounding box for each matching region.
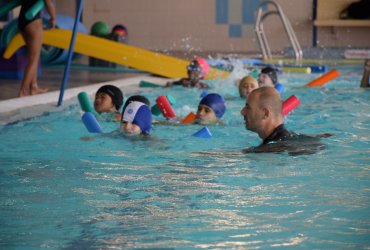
[187,64,201,72]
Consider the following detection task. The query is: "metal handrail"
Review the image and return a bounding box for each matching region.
[255,0,302,62]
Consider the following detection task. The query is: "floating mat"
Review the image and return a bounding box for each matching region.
[3,29,229,79]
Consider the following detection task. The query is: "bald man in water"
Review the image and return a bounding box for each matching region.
[241,87,291,144]
[240,87,331,154]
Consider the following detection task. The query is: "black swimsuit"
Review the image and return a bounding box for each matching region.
[18,0,42,32]
[262,124,291,145]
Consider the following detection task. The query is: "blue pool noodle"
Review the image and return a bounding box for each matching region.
[275,83,284,93]
[82,112,103,133]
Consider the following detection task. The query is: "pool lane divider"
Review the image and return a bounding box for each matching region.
[304,69,339,87]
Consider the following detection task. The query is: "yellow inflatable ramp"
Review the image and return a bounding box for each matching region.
[3,29,229,79]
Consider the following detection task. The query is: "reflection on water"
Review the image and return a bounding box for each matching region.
[0,65,369,248]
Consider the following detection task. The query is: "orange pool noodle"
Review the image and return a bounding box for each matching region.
[182,112,196,124]
[305,69,339,87]
[282,95,300,116]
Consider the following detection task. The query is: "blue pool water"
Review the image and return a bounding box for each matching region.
[0,64,369,249]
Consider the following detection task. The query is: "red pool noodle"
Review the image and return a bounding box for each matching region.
[156,95,176,118]
[282,95,300,116]
[305,69,339,87]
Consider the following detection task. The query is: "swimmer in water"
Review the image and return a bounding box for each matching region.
[240,87,332,155]
[238,75,259,98]
[195,93,226,125]
[166,58,210,89]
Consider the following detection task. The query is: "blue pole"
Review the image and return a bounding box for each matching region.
[57,0,83,106]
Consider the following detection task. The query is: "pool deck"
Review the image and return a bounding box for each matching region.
[0,67,169,125]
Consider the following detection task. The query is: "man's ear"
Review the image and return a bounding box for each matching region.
[262,107,270,119]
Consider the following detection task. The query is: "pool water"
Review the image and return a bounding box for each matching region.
[0,64,369,249]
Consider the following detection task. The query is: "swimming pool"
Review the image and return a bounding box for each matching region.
[0,63,369,249]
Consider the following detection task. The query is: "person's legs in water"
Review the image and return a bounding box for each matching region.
[19,19,48,97]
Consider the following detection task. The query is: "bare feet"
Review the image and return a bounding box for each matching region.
[18,89,29,97]
[30,86,48,95]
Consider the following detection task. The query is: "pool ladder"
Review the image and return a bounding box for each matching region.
[255,0,303,62]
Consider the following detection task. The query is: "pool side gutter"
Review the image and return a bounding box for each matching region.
[0,75,169,125]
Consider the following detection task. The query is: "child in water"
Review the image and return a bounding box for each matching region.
[94,85,123,114]
[238,75,258,98]
[121,100,152,136]
[166,58,210,89]
[195,93,226,124]
[258,67,278,87]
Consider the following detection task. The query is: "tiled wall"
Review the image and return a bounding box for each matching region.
[56,0,369,56]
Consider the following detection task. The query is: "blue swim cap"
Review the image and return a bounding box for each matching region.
[122,101,152,134]
[199,93,226,118]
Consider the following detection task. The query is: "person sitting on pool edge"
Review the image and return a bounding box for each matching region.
[360,59,370,88]
[121,100,152,136]
[166,58,210,89]
[94,85,124,121]
[238,75,258,98]
[195,93,226,124]
[258,66,278,88]
[240,87,332,155]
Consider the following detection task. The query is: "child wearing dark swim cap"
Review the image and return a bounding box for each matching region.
[166,58,210,89]
[121,101,152,135]
[94,85,124,114]
[258,67,278,87]
[196,93,226,124]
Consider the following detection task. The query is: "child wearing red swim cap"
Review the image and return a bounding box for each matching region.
[166,58,210,89]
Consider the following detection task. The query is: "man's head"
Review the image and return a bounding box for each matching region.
[240,87,283,139]
[258,67,278,87]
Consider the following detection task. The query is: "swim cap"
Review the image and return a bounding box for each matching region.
[240,75,258,87]
[96,85,124,110]
[261,67,278,85]
[199,93,226,118]
[122,101,152,134]
[122,95,150,111]
[194,58,210,79]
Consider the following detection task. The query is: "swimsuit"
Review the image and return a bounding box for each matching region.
[18,0,42,32]
[262,124,291,145]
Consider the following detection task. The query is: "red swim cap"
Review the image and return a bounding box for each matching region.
[194,58,210,79]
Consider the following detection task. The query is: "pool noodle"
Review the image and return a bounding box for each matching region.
[139,80,162,88]
[182,112,196,124]
[305,69,339,87]
[82,112,103,133]
[25,0,45,20]
[0,0,22,19]
[275,83,284,93]
[282,95,300,116]
[155,95,176,119]
[152,95,175,116]
[78,92,94,112]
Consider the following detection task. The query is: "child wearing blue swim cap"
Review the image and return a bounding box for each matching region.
[196,93,226,124]
[121,101,152,135]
